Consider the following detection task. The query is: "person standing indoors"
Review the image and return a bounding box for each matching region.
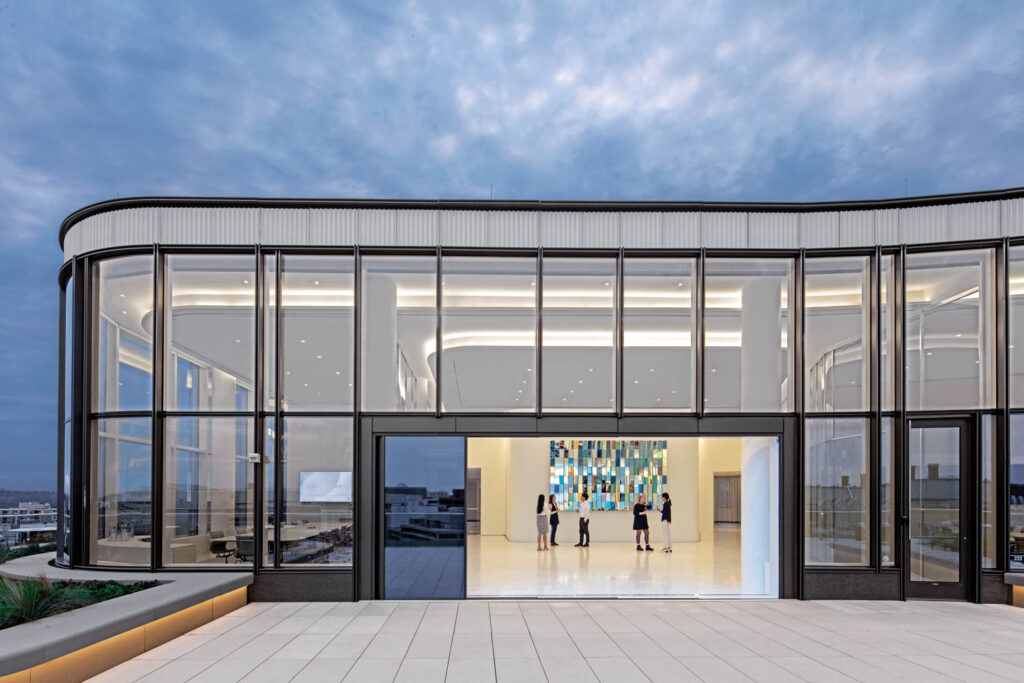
[574,493,591,547]
[536,494,549,551]
[633,494,653,551]
[658,492,672,553]
[548,494,560,546]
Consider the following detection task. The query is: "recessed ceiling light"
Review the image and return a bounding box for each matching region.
[562,397,567,402]
[649,368,655,372]
[122,310,128,315]
[303,383,309,387]
[569,389,574,394]
[633,380,639,384]
[314,280,320,285]
[955,333,962,337]
[671,390,677,394]
[518,389,523,394]
[603,282,609,286]
[317,354,322,359]
[526,368,532,372]
[235,339,241,343]
[588,368,594,372]
[530,282,536,286]
[578,380,583,384]
[243,279,249,284]
[711,368,716,372]
[677,282,683,287]
[656,398,662,402]
[926,351,932,356]
[119,293,125,298]
[522,380,527,384]
[300,339,306,344]
[286,371,291,375]
[515,397,520,401]
[335,371,341,375]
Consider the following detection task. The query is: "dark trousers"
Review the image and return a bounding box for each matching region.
[578,518,590,545]
[550,520,558,544]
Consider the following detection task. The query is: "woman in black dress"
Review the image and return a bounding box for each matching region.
[633,494,653,551]
[548,494,560,546]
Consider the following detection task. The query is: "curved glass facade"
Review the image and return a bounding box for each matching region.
[55,199,1022,603]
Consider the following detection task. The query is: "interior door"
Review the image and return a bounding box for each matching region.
[904,419,970,600]
[382,436,466,599]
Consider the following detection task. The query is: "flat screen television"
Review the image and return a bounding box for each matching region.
[298,471,353,503]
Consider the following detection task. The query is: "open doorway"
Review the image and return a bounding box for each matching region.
[465,435,779,598]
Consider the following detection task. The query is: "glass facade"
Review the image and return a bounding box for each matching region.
[442,256,536,412]
[623,258,695,411]
[165,254,255,412]
[704,258,793,412]
[361,255,436,412]
[804,256,869,412]
[542,257,616,412]
[58,220,1019,589]
[905,249,995,410]
[804,417,869,566]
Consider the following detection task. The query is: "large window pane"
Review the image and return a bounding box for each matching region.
[1011,247,1024,406]
[264,254,276,410]
[1012,414,1024,570]
[442,257,536,412]
[89,418,151,566]
[704,258,793,412]
[881,255,895,411]
[163,417,254,566]
[165,255,255,412]
[263,417,275,567]
[281,255,354,411]
[623,258,695,412]
[804,256,868,412]
[362,255,437,412]
[542,258,615,412]
[63,274,74,420]
[804,417,869,566]
[982,415,997,569]
[92,256,154,412]
[881,417,895,566]
[905,249,995,410]
[278,418,354,566]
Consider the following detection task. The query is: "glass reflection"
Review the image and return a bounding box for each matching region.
[704,258,793,412]
[542,258,616,412]
[442,256,535,412]
[362,256,437,412]
[281,255,354,411]
[165,255,255,412]
[880,255,895,411]
[1011,414,1024,570]
[92,256,153,412]
[905,249,994,410]
[89,418,151,566]
[804,418,868,566]
[982,415,996,569]
[384,436,465,599]
[163,417,254,566]
[908,424,961,582]
[880,417,894,566]
[278,418,354,566]
[623,258,695,412]
[804,257,868,412]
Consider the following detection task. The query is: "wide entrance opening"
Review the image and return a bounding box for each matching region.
[381,434,780,599]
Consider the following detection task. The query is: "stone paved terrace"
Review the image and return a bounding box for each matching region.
[87,599,1024,682]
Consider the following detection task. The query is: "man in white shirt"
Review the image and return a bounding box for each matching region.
[574,493,591,547]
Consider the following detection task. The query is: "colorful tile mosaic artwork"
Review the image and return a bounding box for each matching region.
[549,439,668,512]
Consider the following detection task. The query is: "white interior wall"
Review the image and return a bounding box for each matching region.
[697,438,742,540]
[466,438,509,536]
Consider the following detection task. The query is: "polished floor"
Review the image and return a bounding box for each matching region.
[468,526,752,598]
[91,598,1024,682]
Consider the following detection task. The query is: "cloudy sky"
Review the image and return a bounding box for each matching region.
[1,2,1023,489]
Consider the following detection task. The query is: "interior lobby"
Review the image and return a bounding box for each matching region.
[465,436,780,598]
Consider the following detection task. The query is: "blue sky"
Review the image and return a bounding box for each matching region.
[1,2,1022,489]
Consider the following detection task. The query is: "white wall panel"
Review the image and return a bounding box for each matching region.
[396,210,438,246]
[62,227,79,261]
[581,212,619,248]
[358,209,397,245]
[76,212,113,255]
[621,213,662,248]
[488,211,537,248]
[159,207,258,244]
[839,210,874,247]
[748,213,798,249]
[260,209,308,245]
[900,204,948,244]
[110,207,158,249]
[440,210,488,247]
[662,212,700,248]
[540,212,581,248]
[1003,198,1024,237]
[800,212,840,248]
[875,209,900,245]
[309,208,357,245]
[701,212,746,248]
[949,201,1000,242]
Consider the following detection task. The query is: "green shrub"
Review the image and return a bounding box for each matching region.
[0,543,57,565]
[0,577,89,628]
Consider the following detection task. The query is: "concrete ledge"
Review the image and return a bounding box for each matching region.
[0,553,251,679]
[1006,573,1024,607]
